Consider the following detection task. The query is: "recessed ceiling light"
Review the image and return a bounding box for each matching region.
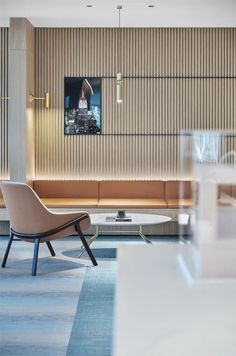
[148,4,155,7]
[86,4,93,7]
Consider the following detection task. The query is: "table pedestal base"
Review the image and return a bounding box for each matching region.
[79,225,152,257]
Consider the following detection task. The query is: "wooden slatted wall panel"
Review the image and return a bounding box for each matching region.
[0,28,9,180]
[35,28,236,180]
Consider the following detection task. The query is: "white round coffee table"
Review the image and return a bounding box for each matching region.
[80,213,171,254]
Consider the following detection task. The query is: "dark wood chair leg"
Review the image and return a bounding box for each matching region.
[32,239,40,276]
[75,224,98,266]
[2,231,14,268]
[46,241,56,256]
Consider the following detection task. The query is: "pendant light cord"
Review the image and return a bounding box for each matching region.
[116,5,123,103]
[119,8,121,73]
[117,5,122,73]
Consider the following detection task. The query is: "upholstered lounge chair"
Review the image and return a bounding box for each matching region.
[0,181,97,275]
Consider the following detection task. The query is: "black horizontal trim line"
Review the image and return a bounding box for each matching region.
[102,76,236,79]
[97,133,236,137]
[100,133,179,136]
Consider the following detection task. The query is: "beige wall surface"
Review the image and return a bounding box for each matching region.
[34,28,236,179]
[0,27,9,180]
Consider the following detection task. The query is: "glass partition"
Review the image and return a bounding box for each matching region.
[179,131,236,278]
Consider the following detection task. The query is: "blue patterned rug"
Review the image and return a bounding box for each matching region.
[66,250,117,356]
[63,247,117,260]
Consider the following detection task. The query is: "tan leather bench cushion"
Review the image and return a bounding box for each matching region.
[218,184,232,198]
[31,180,193,209]
[0,185,3,205]
[33,180,99,198]
[165,181,191,199]
[99,181,165,199]
[41,198,98,208]
[0,197,5,208]
[232,185,236,198]
[98,198,167,209]
[166,198,193,208]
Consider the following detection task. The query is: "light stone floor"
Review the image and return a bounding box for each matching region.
[0,235,177,356]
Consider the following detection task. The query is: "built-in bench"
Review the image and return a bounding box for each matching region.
[32,180,193,209]
[1,180,235,212]
[29,179,236,215]
[1,180,235,235]
[0,191,5,209]
[33,180,99,208]
[35,180,192,236]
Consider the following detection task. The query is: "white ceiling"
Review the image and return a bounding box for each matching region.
[0,0,236,27]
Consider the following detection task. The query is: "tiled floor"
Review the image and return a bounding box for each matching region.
[0,235,177,355]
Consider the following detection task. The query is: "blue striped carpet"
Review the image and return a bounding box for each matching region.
[66,239,178,355]
[66,250,117,356]
[63,247,117,260]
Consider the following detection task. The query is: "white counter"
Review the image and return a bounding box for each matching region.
[114,244,236,356]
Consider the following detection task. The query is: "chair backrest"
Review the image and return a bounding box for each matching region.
[0,181,51,234]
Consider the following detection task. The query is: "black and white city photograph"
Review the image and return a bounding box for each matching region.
[64,77,101,135]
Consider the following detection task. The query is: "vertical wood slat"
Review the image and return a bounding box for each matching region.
[35,28,236,180]
[0,28,9,181]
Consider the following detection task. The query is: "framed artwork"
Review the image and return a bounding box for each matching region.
[64,77,101,135]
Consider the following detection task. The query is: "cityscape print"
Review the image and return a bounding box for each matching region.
[64,77,101,135]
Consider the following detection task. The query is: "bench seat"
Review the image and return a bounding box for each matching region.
[1,197,193,209]
[1,180,194,210]
[0,198,5,208]
[166,199,193,208]
[41,198,98,208]
[98,198,168,209]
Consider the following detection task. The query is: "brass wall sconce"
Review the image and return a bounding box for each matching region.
[29,92,50,109]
